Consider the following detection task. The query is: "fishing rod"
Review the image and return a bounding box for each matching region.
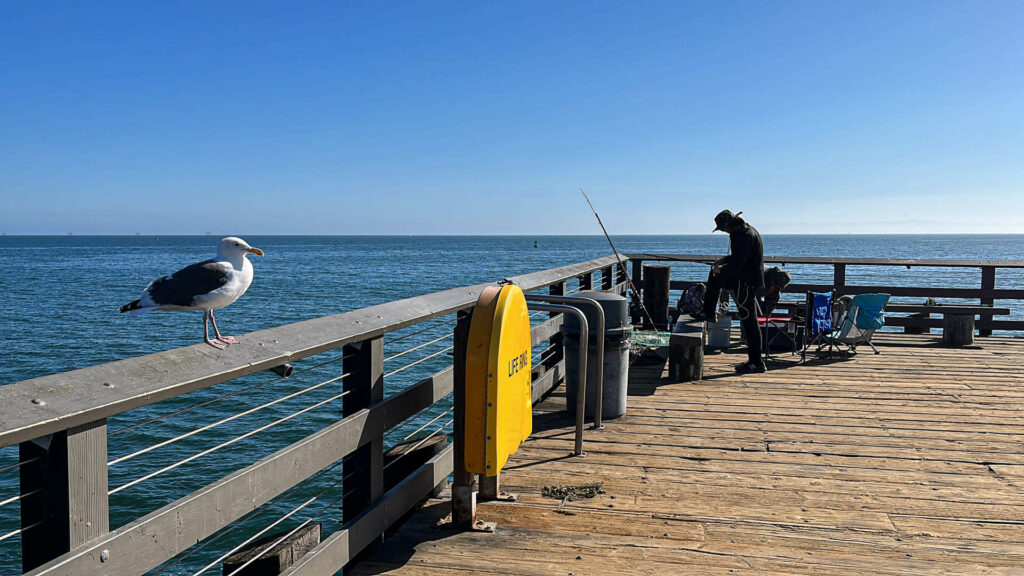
[579,188,662,332]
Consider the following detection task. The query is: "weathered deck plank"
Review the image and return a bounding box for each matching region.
[350,333,1024,575]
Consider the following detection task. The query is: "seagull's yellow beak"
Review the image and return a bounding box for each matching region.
[246,247,265,257]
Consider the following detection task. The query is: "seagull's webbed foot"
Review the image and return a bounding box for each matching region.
[217,335,238,345]
[205,336,228,350]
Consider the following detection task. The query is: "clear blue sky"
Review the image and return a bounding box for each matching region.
[2,1,1022,235]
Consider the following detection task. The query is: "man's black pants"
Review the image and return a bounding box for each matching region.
[702,270,763,364]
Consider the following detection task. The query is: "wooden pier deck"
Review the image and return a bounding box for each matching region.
[350,333,1024,575]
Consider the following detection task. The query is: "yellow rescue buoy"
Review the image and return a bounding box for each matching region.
[463,284,533,476]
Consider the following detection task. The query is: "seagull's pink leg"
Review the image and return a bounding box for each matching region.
[203,310,226,349]
[209,309,237,345]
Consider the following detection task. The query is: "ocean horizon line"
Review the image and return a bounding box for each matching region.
[4,233,1024,238]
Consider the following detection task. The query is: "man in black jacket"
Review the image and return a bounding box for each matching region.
[694,210,766,373]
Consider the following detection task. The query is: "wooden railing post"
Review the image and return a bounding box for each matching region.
[601,265,613,291]
[833,264,847,296]
[980,266,996,337]
[578,271,594,292]
[451,310,476,529]
[630,258,643,325]
[547,281,567,366]
[341,336,384,524]
[19,419,109,572]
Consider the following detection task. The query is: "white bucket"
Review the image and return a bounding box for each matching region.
[707,317,732,348]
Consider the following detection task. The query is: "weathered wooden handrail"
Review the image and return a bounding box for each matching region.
[0,255,620,448]
[627,253,1024,334]
[2,255,626,576]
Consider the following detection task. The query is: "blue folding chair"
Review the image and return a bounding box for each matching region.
[830,293,890,355]
[801,292,834,362]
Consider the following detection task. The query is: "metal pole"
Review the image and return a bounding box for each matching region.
[525,295,606,430]
[525,302,589,455]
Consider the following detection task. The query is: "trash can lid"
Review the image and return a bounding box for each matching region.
[561,290,630,335]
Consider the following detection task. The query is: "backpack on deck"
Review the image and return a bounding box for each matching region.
[678,283,706,317]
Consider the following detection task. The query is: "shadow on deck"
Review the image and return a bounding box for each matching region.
[350,333,1024,575]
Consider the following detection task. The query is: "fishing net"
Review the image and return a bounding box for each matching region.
[629,329,671,365]
[631,330,671,348]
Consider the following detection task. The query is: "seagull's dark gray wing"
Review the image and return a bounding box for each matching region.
[145,259,230,307]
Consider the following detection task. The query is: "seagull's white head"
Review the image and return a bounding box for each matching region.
[218,237,264,259]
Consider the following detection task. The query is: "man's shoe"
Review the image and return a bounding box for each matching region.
[734,361,767,373]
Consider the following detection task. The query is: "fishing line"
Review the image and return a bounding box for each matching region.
[579,188,660,331]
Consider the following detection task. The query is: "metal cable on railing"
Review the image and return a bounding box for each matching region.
[109,371,353,467]
[0,455,40,475]
[0,488,39,510]
[109,352,352,438]
[384,332,452,363]
[111,331,458,492]
[385,407,453,447]
[383,317,450,346]
[536,343,561,364]
[0,519,43,544]
[383,346,453,378]
[109,390,350,495]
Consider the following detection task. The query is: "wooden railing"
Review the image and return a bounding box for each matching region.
[627,254,1024,334]
[0,257,627,576]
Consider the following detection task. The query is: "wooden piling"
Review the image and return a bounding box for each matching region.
[642,264,671,330]
[942,314,975,346]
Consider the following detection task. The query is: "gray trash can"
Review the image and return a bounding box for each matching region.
[562,290,632,420]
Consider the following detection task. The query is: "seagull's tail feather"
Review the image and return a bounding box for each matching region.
[119,299,143,313]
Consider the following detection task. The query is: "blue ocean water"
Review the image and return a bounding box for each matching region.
[1,234,1023,573]
[4,234,1023,385]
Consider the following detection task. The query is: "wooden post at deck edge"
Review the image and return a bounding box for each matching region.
[20,419,109,573]
[451,311,477,529]
[980,266,995,337]
[342,337,385,524]
[642,264,671,330]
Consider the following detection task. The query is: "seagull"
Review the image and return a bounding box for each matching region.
[120,237,264,349]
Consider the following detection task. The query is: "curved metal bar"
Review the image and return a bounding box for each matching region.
[525,302,588,455]
[525,295,606,429]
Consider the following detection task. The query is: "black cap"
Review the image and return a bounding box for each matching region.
[713,210,742,232]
